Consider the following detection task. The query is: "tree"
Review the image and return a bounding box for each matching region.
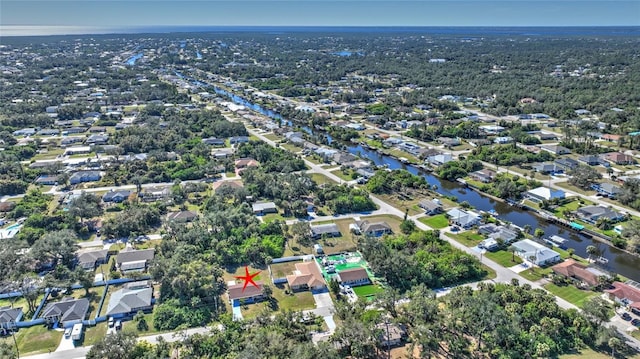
[582,296,611,324]
[597,217,614,231]
[328,278,340,296]
[75,268,94,297]
[30,229,79,269]
[586,245,599,260]
[290,221,312,247]
[67,192,103,224]
[568,165,602,189]
[86,332,138,359]
[135,311,149,332]
[534,228,545,239]
[567,248,575,258]
[609,337,622,358]
[523,224,532,235]
[0,342,17,359]
[400,219,416,234]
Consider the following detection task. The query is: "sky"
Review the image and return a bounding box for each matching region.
[1,0,639,36]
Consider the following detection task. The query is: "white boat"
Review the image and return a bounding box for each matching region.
[548,235,567,247]
[596,256,609,264]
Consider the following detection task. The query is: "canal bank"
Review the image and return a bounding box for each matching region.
[183,71,640,281]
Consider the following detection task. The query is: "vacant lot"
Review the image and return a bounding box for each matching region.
[483,250,523,267]
[419,214,449,229]
[544,283,596,308]
[13,324,62,355]
[353,284,385,300]
[445,231,484,247]
[310,173,336,186]
[269,261,302,279]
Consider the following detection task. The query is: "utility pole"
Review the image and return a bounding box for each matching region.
[384,318,391,359]
[11,321,19,358]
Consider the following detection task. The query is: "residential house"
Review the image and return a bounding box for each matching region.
[0,202,16,213]
[605,281,640,310]
[35,175,59,186]
[594,183,622,198]
[333,152,357,165]
[355,220,393,237]
[375,322,407,348]
[493,136,513,144]
[41,297,89,326]
[511,239,561,266]
[202,137,225,146]
[12,128,36,136]
[105,281,154,318]
[213,180,244,194]
[89,126,106,133]
[427,153,454,166]
[437,137,461,147]
[64,146,92,155]
[479,125,505,134]
[540,144,571,155]
[285,261,326,292]
[228,281,265,304]
[602,152,635,165]
[235,158,259,170]
[418,199,443,215]
[310,223,341,239]
[446,208,482,229]
[0,307,23,330]
[576,205,624,224]
[552,259,607,288]
[69,171,102,185]
[37,128,60,136]
[85,134,109,145]
[554,158,579,171]
[536,132,558,141]
[229,136,250,145]
[116,248,155,273]
[525,187,566,203]
[532,162,564,175]
[76,249,109,270]
[61,137,84,146]
[166,210,198,223]
[602,134,622,142]
[479,238,500,251]
[102,190,131,203]
[469,169,496,183]
[139,186,170,202]
[478,223,518,244]
[65,127,88,135]
[337,268,370,287]
[252,201,277,215]
[579,155,606,166]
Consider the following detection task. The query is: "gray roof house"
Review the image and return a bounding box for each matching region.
[77,249,109,270]
[229,136,249,144]
[202,137,225,146]
[512,239,560,266]
[106,281,153,318]
[478,223,518,244]
[252,201,277,215]
[355,220,392,237]
[41,297,89,325]
[418,199,443,215]
[116,248,155,272]
[447,208,481,229]
[576,205,625,224]
[310,223,341,239]
[594,183,622,197]
[166,210,198,222]
[554,158,579,170]
[69,171,102,185]
[102,190,131,203]
[532,162,563,174]
[579,155,606,166]
[0,307,23,330]
[540,144,571,155]
[12,128,36,136]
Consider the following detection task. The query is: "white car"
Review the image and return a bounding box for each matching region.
[64,327,72,338]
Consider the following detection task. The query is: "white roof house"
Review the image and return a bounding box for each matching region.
[446,208,482,229]
[511,239,560,266]
[525,187,566,203]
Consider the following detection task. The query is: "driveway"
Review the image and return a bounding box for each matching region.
[55,330,75,352]
[312,291,333,308]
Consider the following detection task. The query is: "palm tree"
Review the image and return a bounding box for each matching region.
[523,224,532,235]
[586,245,598,261]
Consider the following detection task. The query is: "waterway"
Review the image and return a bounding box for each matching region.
[125,53,143,66]
[180,71,640,280]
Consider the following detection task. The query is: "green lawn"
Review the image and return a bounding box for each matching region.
[330,169,354,181]
[483,250,523,267]
[14,325,62,355]
[271,286,315,311]
[122,312,160,336]
[310,173,336,186]
[353,284,385,299]
[560,347,640,359]
[445,231,484,247]
[419,214,449,229]
[375,193,423,216]
[83,323,107,346]
[544,283,596,308]
[269,261,302,279]
[519,267,553,281]
[262,212,290,223]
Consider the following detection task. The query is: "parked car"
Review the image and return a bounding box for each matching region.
[631,318,640,327]
[620,312,632,321]
[64,327,72,338]
[115,320,122,331]
[108,317,114,328]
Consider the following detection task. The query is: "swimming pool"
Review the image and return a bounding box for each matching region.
[5,223,21,230]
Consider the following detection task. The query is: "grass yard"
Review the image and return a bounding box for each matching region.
[419,214,449,229]
[375,193,423,216]
[269,261,302,279]
[555,181,597,196]
[481,264,498,280]
[281,143,303,153]
[310,173,336,186]
[223,265,267,283]
[384,148,419,164]
[544,283,596,308]
[484,250,523,267]
[271,285,315,311]
[122,312,160,336]
[14,324,63,355]
[330,169,354,181]
[353,284,385,300]
[519,267,553,282]
[262,212,289,223]
[560,347,640,359]
[263,134,281,141]
[303,155,325,165]
[445,231,484,247]
[83,323,107,346]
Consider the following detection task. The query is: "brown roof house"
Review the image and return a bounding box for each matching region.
[286,261,327,292]
[551,259,608,288]
[336,267,371,287]
[228,281,265,304]
[602,152,635,165]
[235,157,259,172]
[605,281,640,308]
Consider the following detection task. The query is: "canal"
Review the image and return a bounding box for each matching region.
[182,71,640,280]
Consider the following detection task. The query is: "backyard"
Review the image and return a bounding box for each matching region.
[483,250,523,267]
[10,324,62,355]
[269,260,302,279]
[445,231,484,247]
[353,284,385,300]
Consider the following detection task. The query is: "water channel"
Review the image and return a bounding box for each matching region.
[178,71,640,280]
